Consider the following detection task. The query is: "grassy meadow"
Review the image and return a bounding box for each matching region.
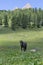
[0,27,43,65]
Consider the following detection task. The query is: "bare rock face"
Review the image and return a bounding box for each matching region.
[22,3,32,9]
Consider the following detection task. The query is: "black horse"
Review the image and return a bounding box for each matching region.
[20,40,27,51]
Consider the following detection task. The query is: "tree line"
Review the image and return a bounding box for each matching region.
[0,8,43,30]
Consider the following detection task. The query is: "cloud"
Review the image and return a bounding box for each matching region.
[15,7,18,9]
[22,3,32,9]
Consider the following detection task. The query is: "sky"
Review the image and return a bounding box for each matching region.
[0,0,43,10]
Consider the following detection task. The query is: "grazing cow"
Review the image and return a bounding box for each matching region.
[20,40,27,51]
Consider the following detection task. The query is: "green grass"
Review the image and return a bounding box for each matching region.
[0,27,43,65]
[0,48,42,65]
